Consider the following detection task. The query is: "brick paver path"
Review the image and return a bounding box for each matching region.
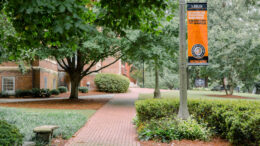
[66,88,157,146]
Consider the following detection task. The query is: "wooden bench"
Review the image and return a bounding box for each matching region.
[33,125,59,144]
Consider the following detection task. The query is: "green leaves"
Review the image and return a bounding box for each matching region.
[59,5,66,13]
[97,0,168,34]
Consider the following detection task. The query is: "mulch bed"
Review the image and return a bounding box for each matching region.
[0,98,109,110]
[140,138,230,146]
[207,94,257,100]
[55,90,109,98]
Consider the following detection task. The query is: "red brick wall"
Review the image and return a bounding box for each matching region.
[39,71,58,89]
[0,70,33,92]
[0,59,59,92]
[79,58,121,90]
[0,62,19,67]
[101,57,121,74]
[80,74,96,90]
[39,60,58,71]
[121,63,136,83]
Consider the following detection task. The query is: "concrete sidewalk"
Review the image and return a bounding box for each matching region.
[65,88,156,146]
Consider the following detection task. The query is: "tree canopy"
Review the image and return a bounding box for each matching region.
[1,0,170,99]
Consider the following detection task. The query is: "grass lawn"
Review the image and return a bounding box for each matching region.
[0,107,95,141]
[139,90,260,100]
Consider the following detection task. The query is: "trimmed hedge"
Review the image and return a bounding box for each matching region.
[15,90,32,97]
[78,87,88,93]
[31,88,41,97]
[31,88,51,98]
[94,73,130,93]
[58,86,68,93]
[0,120,23,146]
[0,92,9,98]
[135,98,260,145]
[50,89,60,95]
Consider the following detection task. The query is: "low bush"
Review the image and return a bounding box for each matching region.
[31,88,41,97]
[137,117,210,142]
[78,87,88,93]
[135,98,260,145]
[41,89,51,97]
[50,89,60,95]
[58,86,68,93]
[94,73,130,93]
[0,120,23,146]
[15,90,32,97]
[0,92,10,98]
[31,88,51,97]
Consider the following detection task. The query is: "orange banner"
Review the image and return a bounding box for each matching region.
[187,3,208,65]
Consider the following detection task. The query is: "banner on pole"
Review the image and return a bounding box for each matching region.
[187,3,208,66]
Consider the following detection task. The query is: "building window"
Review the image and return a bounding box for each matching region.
[44,77,47,89]
[53,79,56,89]
[2,77,15,94]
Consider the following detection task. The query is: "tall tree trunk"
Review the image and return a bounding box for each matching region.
[154,64,161,98]
[229,85,234,95]
[69,73,81,100]
[247,86,250,93]
[222,77,228,95]
[228,76,234,95]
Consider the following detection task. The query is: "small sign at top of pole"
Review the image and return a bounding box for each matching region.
[187,3,208,66]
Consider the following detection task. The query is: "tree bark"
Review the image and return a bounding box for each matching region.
[222,77,228,95]
[154,64,161,98]
[229,85,234,95]
[205,76,208,88]
[228,76,234,95]
[69,73,81,100]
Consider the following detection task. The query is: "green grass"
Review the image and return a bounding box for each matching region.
[139,90,260,100]
[0,107,95,141]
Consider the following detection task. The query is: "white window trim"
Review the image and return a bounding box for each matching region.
[2,77,15,94]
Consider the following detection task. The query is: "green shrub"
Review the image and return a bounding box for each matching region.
[0,92,10,98]
[135,98,260,145]
[58,86,68,93]
[15,90,32,97]
[31,88,51,97]
[41,89,51,98]
[137,117,210,142]
[50,89,60,95]
[78,87,88,93]
[94,73,130,93]
[0,120,23,146]
[31,88,41,97]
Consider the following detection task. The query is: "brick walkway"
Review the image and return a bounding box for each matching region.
[66,88,157,146]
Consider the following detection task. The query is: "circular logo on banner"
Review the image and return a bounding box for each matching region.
[191,44,205,59]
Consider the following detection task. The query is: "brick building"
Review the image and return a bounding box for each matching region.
[0,57,126,94]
